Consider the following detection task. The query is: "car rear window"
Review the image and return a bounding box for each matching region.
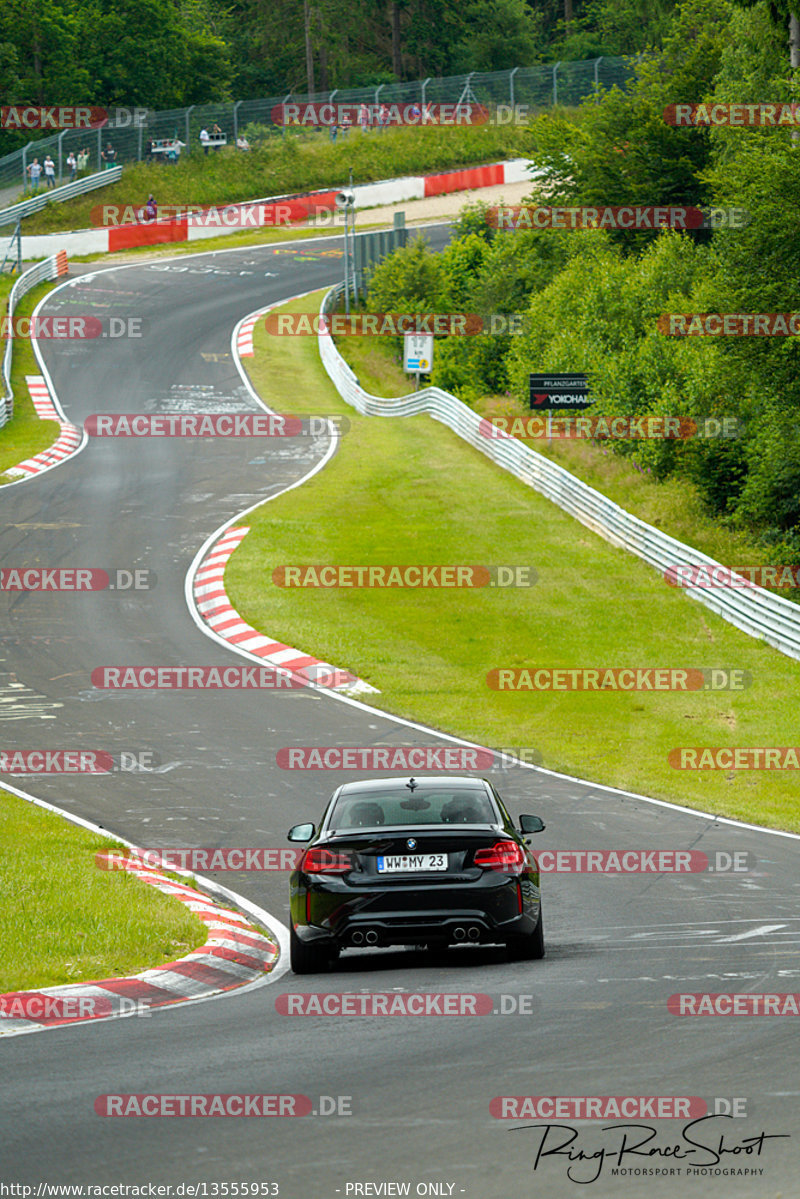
[328,789,496,829]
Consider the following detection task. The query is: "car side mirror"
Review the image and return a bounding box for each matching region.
[519,814,545,834]
[287,822,315,842]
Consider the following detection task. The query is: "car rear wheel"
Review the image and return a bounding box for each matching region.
[290,925,336,974]
[506,908,544,961]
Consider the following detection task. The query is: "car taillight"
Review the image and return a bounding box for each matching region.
[474,841,527,874]
[301,846,352,873]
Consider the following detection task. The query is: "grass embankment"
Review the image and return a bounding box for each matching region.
[333,325,775,576]
[227,288,800,832]
[0,277,62,481]
[21,124,535,236]
[0,791,207,992]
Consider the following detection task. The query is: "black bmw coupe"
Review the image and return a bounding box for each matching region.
[287,774,546,973]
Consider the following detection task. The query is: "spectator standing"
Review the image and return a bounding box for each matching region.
[340,110,352,138]
[379,103,390,132]
[102,143,117,170]
[200,127,210,155]
[77,148,89,173]
[66,151,77,181]
[43,155,56,188]
[358,103,369,134]
[27,158,42,192]
[211,123,223,150]
[144,194,157,220]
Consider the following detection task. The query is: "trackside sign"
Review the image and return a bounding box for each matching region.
[529,373,593,410]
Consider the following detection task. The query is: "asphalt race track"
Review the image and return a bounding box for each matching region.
[0,231,798,1198]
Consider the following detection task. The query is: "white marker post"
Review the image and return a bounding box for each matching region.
[403,332,434,389]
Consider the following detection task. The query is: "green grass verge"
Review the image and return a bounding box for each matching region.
[474,392,786,598]
[0,277,63,482]
[0,791,207,992]
[228,288,800,833]
[337,327,414,398]
[331,325,782,584]
[21,124,534,236]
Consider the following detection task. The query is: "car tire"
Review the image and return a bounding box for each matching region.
[506,908,545,961]
[290,925,335,974]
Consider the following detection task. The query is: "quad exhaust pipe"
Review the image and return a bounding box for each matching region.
[351,930,365,945]
[453,926,466,941]
[467,926,481,941]
[365,930,379,944]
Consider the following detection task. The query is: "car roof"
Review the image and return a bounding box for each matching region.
[335,775,492,795]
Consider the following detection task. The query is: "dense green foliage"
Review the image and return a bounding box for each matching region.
[363,0,800,560]
[0,0,681,155]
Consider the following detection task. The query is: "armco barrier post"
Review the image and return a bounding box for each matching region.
[185,106,195,156]
[0,221,22,275]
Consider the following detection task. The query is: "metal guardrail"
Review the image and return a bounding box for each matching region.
[0,167,122,228]
[1,251,67,427]
[1,222,21,274]
[318,284,800,663]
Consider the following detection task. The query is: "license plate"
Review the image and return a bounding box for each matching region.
[377,853,448,873]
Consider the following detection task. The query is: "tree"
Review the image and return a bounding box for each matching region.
[304,0,314,93]
[527,0,733,229]
[77,0,232,106]
[454,0,541,72]
[0,0,90,104]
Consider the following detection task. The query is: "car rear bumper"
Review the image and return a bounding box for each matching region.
[292,874,540,947]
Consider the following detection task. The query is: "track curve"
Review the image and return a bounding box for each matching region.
[0,233,797,1198]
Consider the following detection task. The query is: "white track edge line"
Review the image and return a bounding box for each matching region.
[1,286,90,488]
[214,287,800,845]
[0,779,290,1037]
[31,253,795,856]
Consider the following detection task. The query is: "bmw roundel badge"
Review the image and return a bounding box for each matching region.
[407,838,417,850]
